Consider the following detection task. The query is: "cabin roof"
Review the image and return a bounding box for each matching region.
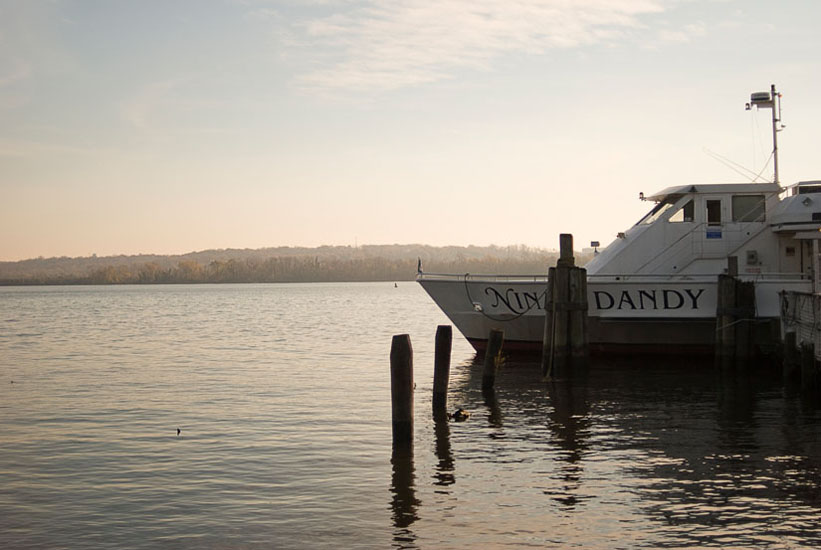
[646,182,782,202]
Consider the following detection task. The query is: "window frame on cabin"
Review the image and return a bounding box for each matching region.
[731,194,766,222]
[668,199,695,223]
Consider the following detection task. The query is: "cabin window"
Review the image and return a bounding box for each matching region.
[640,201,675,225]
[732,195,765,222]
[706,200,722,225]
[669,200,694,223]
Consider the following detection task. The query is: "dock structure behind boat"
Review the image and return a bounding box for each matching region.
[780,290,821,398]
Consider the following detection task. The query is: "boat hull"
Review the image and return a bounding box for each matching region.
[418,274,809,354]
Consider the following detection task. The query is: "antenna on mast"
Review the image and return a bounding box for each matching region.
[745,84,784,184]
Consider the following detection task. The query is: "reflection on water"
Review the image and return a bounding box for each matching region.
[2,284,821,549]
[544,376,590,509]
[433,420,454,487]
[482,385,503,429]
[409,352,821,548]
[390,444,419,547]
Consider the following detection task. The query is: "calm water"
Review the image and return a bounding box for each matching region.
[1,283,821,549]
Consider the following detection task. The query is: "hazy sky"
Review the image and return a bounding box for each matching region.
[2,0,820,261]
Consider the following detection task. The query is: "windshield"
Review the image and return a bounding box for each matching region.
[637,200,674,225]
[636,194,686,226]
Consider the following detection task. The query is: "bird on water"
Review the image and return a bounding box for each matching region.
[449,408,471,422]
[177,428,181,436]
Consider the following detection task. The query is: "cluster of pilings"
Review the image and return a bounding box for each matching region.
[388,325,500,529]
[393,237,821,447]
[390,323,507,448]
[541,234,588,378]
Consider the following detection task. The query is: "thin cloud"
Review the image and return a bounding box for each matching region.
[289,0,668,94]
[121,79,188,131]
[656,21,706,43]
[0,58,32,87]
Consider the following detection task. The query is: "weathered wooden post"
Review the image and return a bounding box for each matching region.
[542,265,556,377]
[552,261,570,372]
[390,334,413,447]
[569,266,588,361]
[734,279,756,366]
[716,256,739,368]
[482,329,504,391]
[432,325,452,420]
[542,234,588,378]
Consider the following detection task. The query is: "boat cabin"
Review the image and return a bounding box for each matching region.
[585,181,821,278]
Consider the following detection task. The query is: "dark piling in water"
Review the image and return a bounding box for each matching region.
[715,256,757,368]
[390,334,414,448]
[432,325,452,420]
[542,234,588,378]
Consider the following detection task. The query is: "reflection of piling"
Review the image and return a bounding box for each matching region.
[390,446,419,529]
[432,325,452,420]
[433,418,455,487]
[482,329,504,391]
[482,384,503,427]
[542,234,588,378]
[390,334,414,447]
[715,257,756,368]
[800,342,819,401]
[784,331,800,382]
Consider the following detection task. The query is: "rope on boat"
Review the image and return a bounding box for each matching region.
[462,273,547,323]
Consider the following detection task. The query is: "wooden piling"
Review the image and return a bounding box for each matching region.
[559,233,575,267]
[390,334,414,447]
[551,265,570,373]
[432,325,452,420]
[716,273,736,368]
[569,267,588,361]
[734,280,756,366]
[715,256,757,368]
[542,266,556,377]
[542,233,588,377]
[482,329,504,391]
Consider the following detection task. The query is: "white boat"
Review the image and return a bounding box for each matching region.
[418,86,821,354]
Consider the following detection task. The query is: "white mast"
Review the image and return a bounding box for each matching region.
[745,84,784,184]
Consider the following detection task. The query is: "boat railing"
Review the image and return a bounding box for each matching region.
[418,271,809,283]
[588,272,809,282]
[417,272,548,283]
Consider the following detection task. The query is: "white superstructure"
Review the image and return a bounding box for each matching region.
[417,86,821,353]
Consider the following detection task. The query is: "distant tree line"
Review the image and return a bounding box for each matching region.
[0,244,593,285]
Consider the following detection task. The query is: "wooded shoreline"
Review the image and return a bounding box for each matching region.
[1,244,587,285]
